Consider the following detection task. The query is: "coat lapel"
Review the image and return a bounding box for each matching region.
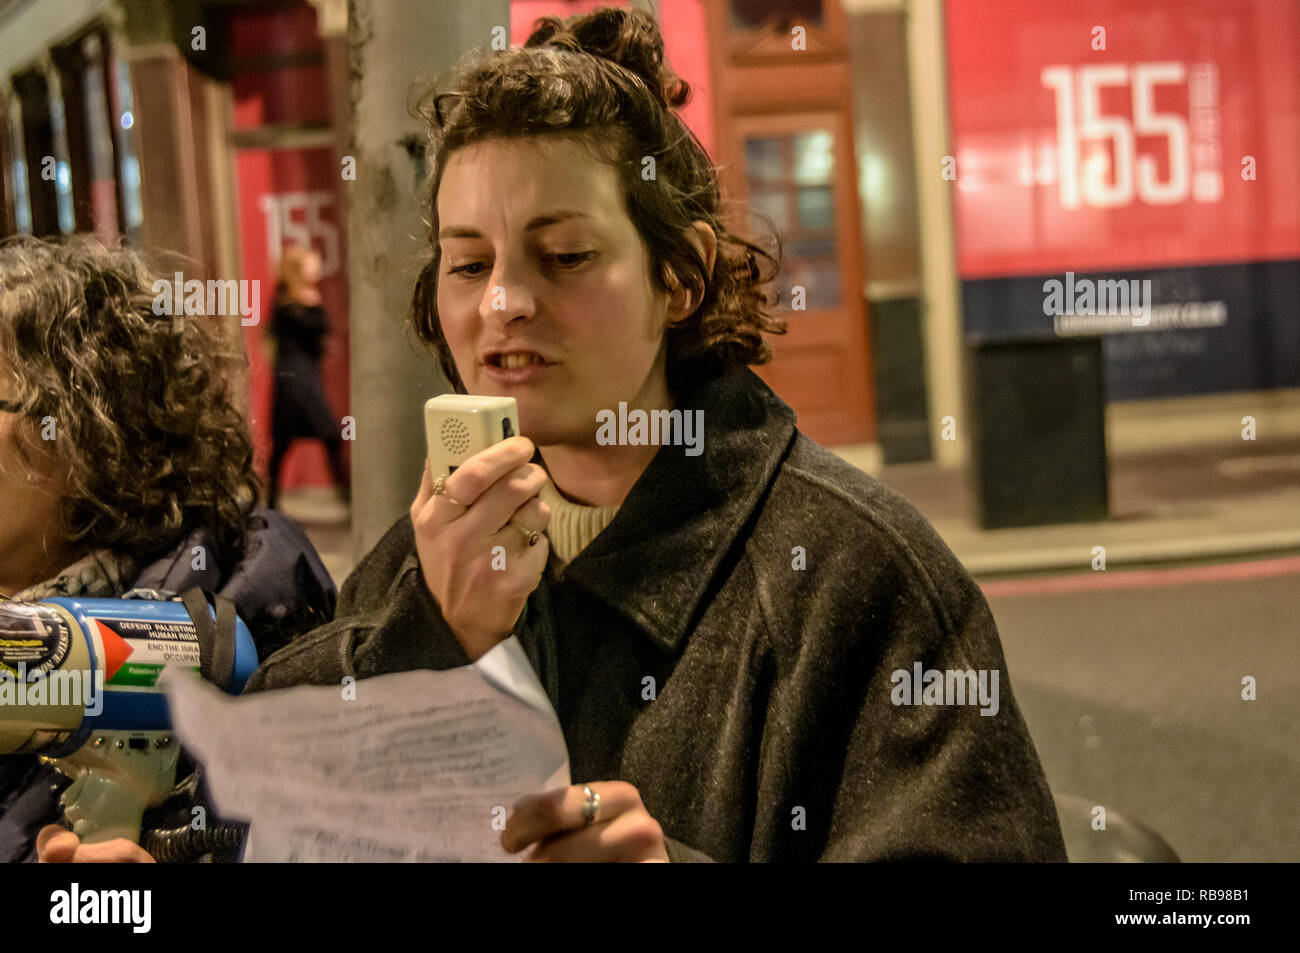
[556,367,798,655]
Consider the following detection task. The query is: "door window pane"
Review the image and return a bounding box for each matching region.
[749,185,791,232]
[744,128,841,310]
[730,0,825,31]
[792,130,833,185]
[745,136,785,183]
[796,186,833,230]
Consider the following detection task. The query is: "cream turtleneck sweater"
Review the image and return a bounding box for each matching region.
[537,477,621,566]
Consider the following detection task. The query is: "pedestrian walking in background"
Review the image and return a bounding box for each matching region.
[267,245,350,509]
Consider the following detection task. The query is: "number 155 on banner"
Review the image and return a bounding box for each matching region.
[1041,61,1223,210]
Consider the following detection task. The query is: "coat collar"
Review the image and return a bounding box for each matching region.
[555,366,798,656]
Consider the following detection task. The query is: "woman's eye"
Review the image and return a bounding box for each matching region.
[547,251,596,268]
[449,262,488,277]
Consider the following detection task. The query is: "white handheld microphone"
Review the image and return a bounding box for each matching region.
[424,394,519,476]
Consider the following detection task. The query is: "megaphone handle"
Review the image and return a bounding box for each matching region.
[63,767,152,844]
[52,733,182,844]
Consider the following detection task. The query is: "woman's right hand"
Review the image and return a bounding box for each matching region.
[410,436,551,661]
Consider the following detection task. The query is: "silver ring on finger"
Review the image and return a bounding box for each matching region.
[581,785,600,827]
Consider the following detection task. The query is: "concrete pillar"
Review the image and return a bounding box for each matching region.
[346,0,510,559]
[906,0,967,467]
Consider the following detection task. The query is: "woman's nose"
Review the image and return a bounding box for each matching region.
[479,268,537,327]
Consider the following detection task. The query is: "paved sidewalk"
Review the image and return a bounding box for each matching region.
[852,438,1300,578]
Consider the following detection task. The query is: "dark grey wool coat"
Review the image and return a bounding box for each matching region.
[245,366,1067,862]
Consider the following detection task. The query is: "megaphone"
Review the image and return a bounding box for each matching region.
[0,591,257,844]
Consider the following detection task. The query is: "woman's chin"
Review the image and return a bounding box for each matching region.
[518,422,562,447]
[516,417,587,450]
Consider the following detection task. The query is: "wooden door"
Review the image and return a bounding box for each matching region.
[707,0,875,445]
[732,109,873,444]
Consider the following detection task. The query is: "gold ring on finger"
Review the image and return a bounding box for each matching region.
[517,524,541,547]
[432,473,464,507]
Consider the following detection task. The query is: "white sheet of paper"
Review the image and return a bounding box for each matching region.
[162,635,570,862]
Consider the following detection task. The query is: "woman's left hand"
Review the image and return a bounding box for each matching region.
[502,782,669,862]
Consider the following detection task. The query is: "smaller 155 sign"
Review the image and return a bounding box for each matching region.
[1041,61,1222,210]
[258,191,341,277]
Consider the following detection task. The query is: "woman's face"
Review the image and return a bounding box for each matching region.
[435,136,677,448]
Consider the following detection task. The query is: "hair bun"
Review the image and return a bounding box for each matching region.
[525,7,690,110]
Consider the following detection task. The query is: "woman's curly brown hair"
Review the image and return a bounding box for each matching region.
[0,235,258,568]
[410,4,786,398]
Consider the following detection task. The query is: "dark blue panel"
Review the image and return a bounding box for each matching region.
[961,260,1300,400]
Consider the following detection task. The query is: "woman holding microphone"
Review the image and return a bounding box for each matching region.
[250,6,1065,862]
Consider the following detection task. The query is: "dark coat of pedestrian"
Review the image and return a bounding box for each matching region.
[267,246,349,507]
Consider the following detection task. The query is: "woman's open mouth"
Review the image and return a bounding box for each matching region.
[493,353,545,368]
[482,351,554,383]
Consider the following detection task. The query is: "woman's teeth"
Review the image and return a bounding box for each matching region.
[499,353,538,368]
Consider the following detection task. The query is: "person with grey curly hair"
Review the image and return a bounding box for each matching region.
[0,236,258,589]
[0,235,337,863]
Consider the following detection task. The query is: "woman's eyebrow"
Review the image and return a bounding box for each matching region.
[438,210,595,240]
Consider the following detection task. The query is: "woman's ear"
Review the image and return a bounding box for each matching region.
[688,220,718,277]
[667,221,718,323]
